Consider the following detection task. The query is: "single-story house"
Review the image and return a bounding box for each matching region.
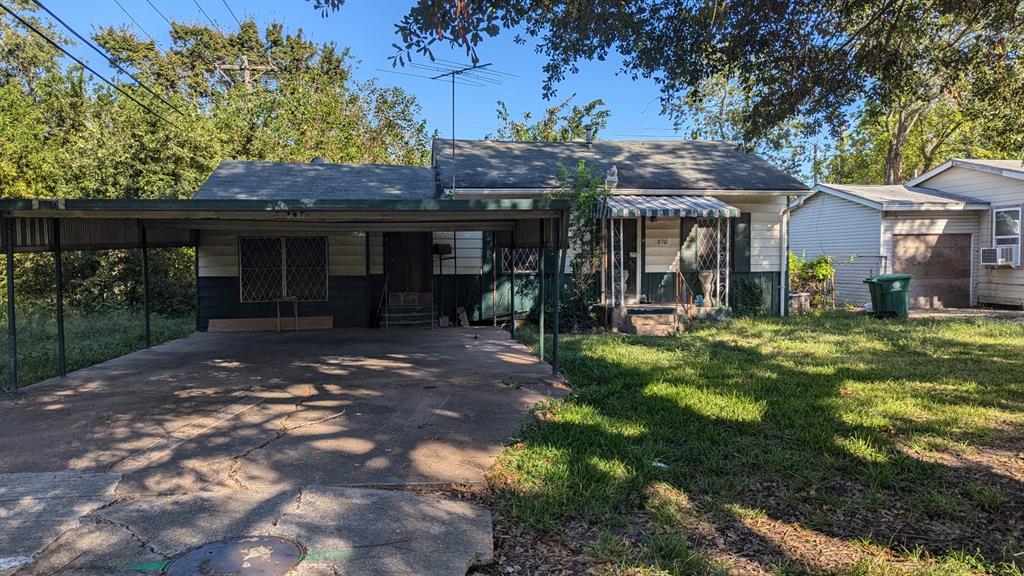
[790,158,1024,309]
[1,138,809,386]
[433,139,809,321]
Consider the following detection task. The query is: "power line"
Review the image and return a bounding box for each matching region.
[111,0,154,42]
[192,0,219,29]
[0,1,178,130]
[220,0,241,28]
[32,0,184,116]
[144,0,171,26]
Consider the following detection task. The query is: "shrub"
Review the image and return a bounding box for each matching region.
[788,251,835,307]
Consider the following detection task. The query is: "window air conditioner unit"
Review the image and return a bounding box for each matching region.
[980,246,1020,267]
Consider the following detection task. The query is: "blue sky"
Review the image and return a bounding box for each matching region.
[45,0,686,141]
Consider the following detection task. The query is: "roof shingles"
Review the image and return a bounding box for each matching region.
[433,139,807,192]
[195,160,436,201]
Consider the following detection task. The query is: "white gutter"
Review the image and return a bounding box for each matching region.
[779,197,795,316]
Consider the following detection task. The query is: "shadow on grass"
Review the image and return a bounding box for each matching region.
[500,312,1024,573]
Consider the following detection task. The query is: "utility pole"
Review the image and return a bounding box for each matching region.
[215,55,276,91]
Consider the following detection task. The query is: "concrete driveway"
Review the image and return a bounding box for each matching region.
[0,328,565,575]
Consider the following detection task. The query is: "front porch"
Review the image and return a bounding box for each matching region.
[599,195,740,332]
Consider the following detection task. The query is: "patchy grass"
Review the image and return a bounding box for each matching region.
[0,308,194,389]
[489,313,1024,575]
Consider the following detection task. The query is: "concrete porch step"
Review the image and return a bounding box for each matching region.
[384,305,434,327]
[628,314,683,336]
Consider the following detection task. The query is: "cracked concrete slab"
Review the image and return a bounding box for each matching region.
[10,486,491,576]
[0,472,120,563]
[0,328,563,574]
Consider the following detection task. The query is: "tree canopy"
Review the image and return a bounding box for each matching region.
[0,6,433,200]
[313,1,1022,142]
[488,93,608,142]
[313,0,1024,184]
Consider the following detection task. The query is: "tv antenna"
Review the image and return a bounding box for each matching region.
[377,59,514,194]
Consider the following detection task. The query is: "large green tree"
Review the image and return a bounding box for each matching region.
[313,0,1023,153]
[488,93,609,142]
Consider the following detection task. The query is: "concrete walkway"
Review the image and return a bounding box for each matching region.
[0,328,565,575]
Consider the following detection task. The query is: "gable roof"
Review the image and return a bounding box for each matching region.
[433,139,808,193]
[796,183,989,211]
[908,158,1024,187]
[195,160,437,201]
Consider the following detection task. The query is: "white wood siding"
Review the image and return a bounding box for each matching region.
[790,193,881,305]
[433,231,484,274]
[922,167,1024,306]
[197,231,238,278]
[328,233,366,276]
[722,195,788,273]
[644,218,680,273]
[880,211,981,305]
[198,231,367,277]
[368,232,383,275]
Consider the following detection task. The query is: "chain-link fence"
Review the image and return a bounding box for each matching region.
[830,255,887,308]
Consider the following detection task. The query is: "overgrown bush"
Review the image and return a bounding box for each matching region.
[788,251,835,307]
[551,161,609,330]
[2,247,195,316]
[731,277,765,315]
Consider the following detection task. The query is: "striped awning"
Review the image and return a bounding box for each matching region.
[601,195,740,218]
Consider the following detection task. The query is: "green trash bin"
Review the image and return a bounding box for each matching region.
[863,273,912,317]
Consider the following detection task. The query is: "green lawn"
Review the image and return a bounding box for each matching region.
[498,313,1024,575]
[0,308,194,390]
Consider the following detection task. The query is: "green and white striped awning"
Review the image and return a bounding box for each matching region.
[601,195,740,218]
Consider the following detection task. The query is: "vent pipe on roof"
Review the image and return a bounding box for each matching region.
[605,165,618,190]
[584,124,595,146]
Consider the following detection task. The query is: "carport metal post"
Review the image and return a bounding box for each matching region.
[552,214,567,376]
[141,227,151,348]
[538,224,545,362]
[53,218,66,376]
[509,224,516,339]
[4,216,17,391]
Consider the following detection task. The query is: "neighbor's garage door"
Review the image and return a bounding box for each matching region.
[893,234,971,308]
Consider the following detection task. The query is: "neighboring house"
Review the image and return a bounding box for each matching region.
[790,158,1024,309]
[435,139,809,317]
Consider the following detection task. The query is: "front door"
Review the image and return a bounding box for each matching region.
[386,232,432,306]
[608,218,639,304]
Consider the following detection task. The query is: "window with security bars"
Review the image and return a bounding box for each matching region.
[238,237,328,302]
[501,248,540,273]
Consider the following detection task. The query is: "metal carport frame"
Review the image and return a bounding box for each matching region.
[1,197,570,390]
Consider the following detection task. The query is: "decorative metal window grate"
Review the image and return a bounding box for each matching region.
[695,218,730,307]
[239,237,328,302]
[501,248,540,273]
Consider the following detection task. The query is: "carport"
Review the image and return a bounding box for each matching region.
[0,197,569,391]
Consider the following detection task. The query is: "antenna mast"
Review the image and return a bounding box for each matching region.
[431,63,492,194]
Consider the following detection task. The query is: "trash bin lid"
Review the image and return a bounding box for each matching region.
[874,273,912,281]
[864,273,911,283]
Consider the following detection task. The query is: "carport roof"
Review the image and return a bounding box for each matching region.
[0,197,570,253]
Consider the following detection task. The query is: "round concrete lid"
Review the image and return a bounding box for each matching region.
[165,535,304,576]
